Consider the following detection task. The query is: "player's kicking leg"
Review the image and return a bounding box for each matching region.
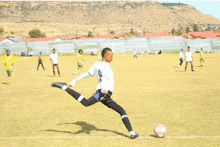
[51,82,139,139]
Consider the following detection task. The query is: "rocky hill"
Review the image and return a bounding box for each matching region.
[0,1,220,38]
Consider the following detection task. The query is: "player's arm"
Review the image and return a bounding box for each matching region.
[2,56,6,66]
[69,63,96,87]
[69,72,91,87]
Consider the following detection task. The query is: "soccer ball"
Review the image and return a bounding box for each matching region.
[154,124,167,138]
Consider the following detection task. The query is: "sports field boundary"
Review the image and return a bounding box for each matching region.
[0,136,219,140]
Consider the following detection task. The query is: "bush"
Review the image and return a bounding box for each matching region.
[193,24,199,32]
[0,28,4,34]
[87,31,94,38]
[29,29,46,38]
[110,31,115,34]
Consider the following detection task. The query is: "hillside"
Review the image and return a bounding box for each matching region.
[0,1,220,38]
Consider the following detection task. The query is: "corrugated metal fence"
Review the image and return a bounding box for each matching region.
[0,37,220,55]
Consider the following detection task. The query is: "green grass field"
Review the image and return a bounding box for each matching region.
[0,53,220,147]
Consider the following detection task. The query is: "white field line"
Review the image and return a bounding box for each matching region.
[0,136,220,140]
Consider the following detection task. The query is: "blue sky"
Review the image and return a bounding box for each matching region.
[159,1,220,20]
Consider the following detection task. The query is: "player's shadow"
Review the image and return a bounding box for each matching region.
[172,66,180,68]
[1,82,7,85]
[45,121,128,138]
[46,75,55,77]
[175,70,185,72]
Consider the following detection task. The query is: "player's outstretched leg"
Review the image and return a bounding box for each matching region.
[51,82,98,107]
[102,99,139,139]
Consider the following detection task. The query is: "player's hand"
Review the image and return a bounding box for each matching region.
[70,80,76,87]
[11,63,14,66]
[4,63,6,66]
[102,90,107,94]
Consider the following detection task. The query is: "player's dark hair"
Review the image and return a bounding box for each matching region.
[78,49,83,53]
[101,47,112,58]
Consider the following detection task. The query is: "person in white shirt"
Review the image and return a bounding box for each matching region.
[179,49,184,67]
[185,46,194,72]
[50,48,61,76]
[133,49,137,58]
[51,47,139,139]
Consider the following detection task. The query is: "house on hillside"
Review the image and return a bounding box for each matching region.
[182,31,220,39]
[0,37,14,44]
[93,33,126,39]
[26,37,62,42]
[142,32,173,38]
[60,35,85,40]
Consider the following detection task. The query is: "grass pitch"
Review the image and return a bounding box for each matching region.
[0,53,220,147]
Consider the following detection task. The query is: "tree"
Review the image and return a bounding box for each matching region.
[175,29,182,36]
[130,28,135,35]
[193,24,199,32]
[110,31,115,34]
[186,26,190,33]
[29,29,46,38]
[171,28,175,35]
[87,31,94,38]
[0,28,4,35]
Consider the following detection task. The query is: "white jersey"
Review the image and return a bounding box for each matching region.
[185,51,192,62]
[50,53,59,64]
[133,50,137,56]
[179,52,184,59]
[88,62,114,93]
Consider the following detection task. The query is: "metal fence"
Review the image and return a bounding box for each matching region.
[0,37,220,55]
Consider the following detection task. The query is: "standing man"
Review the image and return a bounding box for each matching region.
[37,52,46,71]
[73,49,85,75]
[133,49,137,58]
[51,47,139,139]
[179,49,184,68]
[199,47,205,67]
[50,48,61,77]
[185,46,194,72]
[2,49,17,85]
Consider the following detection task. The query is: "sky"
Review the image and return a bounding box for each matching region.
[158,1,220,20]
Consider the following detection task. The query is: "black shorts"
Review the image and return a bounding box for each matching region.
[93,90,115,108]
[53,64,58,66]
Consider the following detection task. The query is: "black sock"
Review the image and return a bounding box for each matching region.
[191,66,193,71]
[122,117,133,132]
[53,70,55,75]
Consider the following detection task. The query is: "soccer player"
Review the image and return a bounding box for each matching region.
[37,52,46,71]
[179,49,184,68]
[133,49,137,58]
[199,47,205,67]
[51,47,139,139]
[73,49,85,75]
[50,48,61,77]
[2,49,17,85]
[185,46,194,72]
